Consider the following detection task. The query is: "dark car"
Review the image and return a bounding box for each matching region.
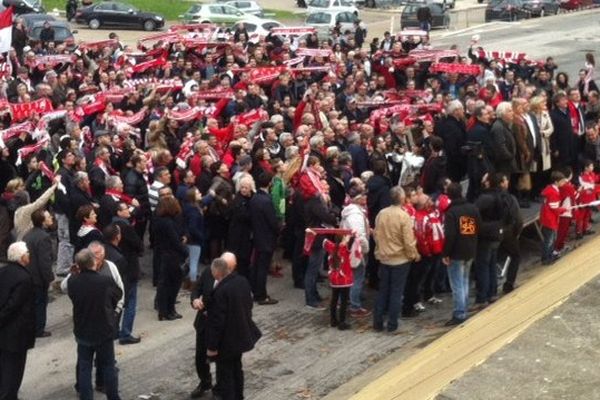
[19,12,55,31]
[28,20,76,46]
[401,3,450,29]
[1,0,45,14]
[485,0,529,21]
[521,0,560,16]
[75,1,165,31]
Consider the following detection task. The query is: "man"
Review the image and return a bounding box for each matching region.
[123,154,150,240]
[206,258,261,400]
[249,172,279,306]
[466,105,494,201]
[436,100,467,182]
[89,146,115,199]
[550,92,578,170]
[23,209,55,338]
[67,249,122,400]
[491,102,518,176]
[55,149,76,276]
[442,183,481,326]
[69,171,95,240]
[103,224,141,345]
[0,242,35,400]
[372,186,420,332]
[148,167,171,213]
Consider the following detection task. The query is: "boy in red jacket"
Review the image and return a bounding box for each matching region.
[576,160,598,238]
[540,170,568,265]
[554,167,576,252]
[325,235,353,331]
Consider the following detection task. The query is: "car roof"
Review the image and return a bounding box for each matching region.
[20,13,54,19]
[30,20,71,28]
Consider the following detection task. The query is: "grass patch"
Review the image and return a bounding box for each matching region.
[43,0,191,21]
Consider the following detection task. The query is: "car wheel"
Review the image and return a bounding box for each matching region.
[201,20,211,23]
[88,18,100,29]
[143,19,156,31]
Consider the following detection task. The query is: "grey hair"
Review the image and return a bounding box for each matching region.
[87,241,105,252]
[210,257,229,276]
[279,132,293,146]
[495,102,513,119]
[73,171,88,186]
[7,241,28,263]
[74,249,96,271]
[389,186,406,206]
[309,135,324,149]
[105,175,122,190]
[285,145,299,160]
[446,99,464,115]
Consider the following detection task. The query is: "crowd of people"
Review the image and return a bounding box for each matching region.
[1,13,599,400]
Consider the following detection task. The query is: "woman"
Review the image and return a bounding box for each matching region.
[530,96,554,173]
[584,52,596,95]
[74,205,102,252]
[183,187,205,287]
[226,175,255,279]
[153,196,188,321]
[554,72,570,92]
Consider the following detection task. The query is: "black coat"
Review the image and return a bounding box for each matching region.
[152,215,188,268]
[226,194,253,264]
[206,272,261,358]
[436,116,467,182]
[54,166,75,215]
[98,194,119,230]
[0,262,35,351]
[442,198,481,261]
[367,174,392,226]
[23,227,54,288]
[249,190,280,253]
[104,242,129,294]
[124,169,150,217]
[191,266,215,331]
[68,269,122,345]
[491,119,518,175]
[421,155,447,195]
[550,108,578,168]
[88,165,109,200]
[113,218,143,283]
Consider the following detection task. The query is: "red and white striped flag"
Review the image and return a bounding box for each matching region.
[0,7,12,54]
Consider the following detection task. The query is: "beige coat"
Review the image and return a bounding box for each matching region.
[374,205,419,266]
[535,111,554,171]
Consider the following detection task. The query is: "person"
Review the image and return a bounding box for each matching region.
[226,175,255,280]
[249,172,280,305]
[442,183,481,326]
[553,167,575,254]
[153,196,188,320]
[206,258,261,400]
[75,204,103,253]
[66,0,78,21]
[576,160,598,238]
[39,21,55,45]
[0,242,35,400]
[372,186,420,333]
[23,209,55,338]
[436,100,467,182]
[55,150,76,276]
[12,178,58,241]
[325,235,353,330]
[491,102,517,176]
[550,92,577,170]
[183,187,206,288]
[67,248,123,400]
[148,167,171,213]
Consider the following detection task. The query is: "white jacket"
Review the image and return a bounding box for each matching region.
[340,203,370,258]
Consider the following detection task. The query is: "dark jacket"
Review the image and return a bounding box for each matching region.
[191,266,215,331]
[206,272,261,359]
[152,215,188,267]
[104,242,129,294]
[88,165,108,199]
[367,174,392,226]
[112,217,143,283]
[436,116,467,182]
[0,261,36,351]
[421,155,447,195]
[348,143,369,177]
[226,193,253,264]
[550,107,578,168]
[249,189,280,253]
[124,169,150,217]
[304,196,338,251]
[443,198,481,261]
[491,119,518,175]
[68,269,122,345]
[23,227,54,288]
[475,189,504,246]
[98,193,119,230]
[54,166,75,215]
[183,202,205,246]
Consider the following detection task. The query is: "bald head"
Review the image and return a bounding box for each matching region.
[221,252,237,272]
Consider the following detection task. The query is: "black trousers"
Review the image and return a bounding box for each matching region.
[0,349,27,400]
[330,287,349,324]
[34,285,49,335]
[194,328,212,389]
[501,236,521,291]
[403,257,433,313]
[291,229,307,287]
[250,250,272,301]
[216,354,244,400]
[156,263,183,316]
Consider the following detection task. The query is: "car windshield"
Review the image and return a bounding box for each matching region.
[262,22,280,30]
[187,4,202,13]
[31,26,71,41]
[309,0,328,7]
[306,12,331,23]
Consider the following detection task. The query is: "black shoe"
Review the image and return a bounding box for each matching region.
[373,324,384,332]
[330,319,338,328]
[95,385,105,393]
[159,314,177,321]
[338,322,350,331]
[294,283,305,289]
[172,312,183,319]
[36,331,51,338]
[502,284,514,294]
[576,233,584,240]
[257,297,278,305]
[119,336,141,345]
[191,383,213,398]
[444,318,465,327]
[585,229,596,236]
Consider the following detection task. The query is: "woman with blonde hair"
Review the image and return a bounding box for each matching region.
[530,96,554,172]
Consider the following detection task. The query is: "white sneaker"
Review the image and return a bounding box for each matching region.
[414,302,426,312]
[427,296,443,304]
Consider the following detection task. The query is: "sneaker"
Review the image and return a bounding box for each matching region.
[584,229,596,236]
[444,318,465,327]
[257,297,278,305]
[414,302,426,312]
[350,308,371,318]
[469,302,488,312]
[427,296,443,304]
[305,303,326,311]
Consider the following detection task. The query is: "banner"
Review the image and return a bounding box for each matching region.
[0,98,54,122]
[429,62,482,75]
[194,89,234,100]
[110,108,147,126]
[231,108,269,127]
[270,27,315,36]
[28,54,74,68]
[296,48,332,58]
[130,57,167,73]
[0,121,34,142]
[408,49,459,62]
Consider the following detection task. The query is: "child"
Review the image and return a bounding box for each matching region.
[324,235,353,331]
[554,167,576,252]
[576,159,598,238]
[540,170,568,265]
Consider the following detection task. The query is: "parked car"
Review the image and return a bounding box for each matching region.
[219,0,264,17]
[19,12,55,31]
[232,18,282,36]
[28,20,76,46]
[485,0,530,21]
[522,0,560,15]
[559,0,583,10]
[400,0,455,9]
[306,10,358,39]
[307,0,359,14]
[400,3,450,29]
[75,1,165,31]
[180,3,262,24]
[1,0,44,15]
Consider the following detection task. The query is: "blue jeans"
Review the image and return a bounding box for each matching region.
[119,283,138,339]
[350,262,365,310]
[541,227,557,262]
[187,244,202,281]
[77,339,121,400]
[373,262,410,331]
[447,259,473,321]
[305,247,324,306]
[474,245,498,304]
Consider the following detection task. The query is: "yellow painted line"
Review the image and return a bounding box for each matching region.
[351,236,600,400]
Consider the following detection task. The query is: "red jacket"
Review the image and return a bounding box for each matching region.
[540,184,566,230]
[324,240,353,288]
[559,182,576,218]
[414,208,445,257]
[578,171,598,205]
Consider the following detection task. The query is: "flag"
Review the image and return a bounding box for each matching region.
[0,7,12,54]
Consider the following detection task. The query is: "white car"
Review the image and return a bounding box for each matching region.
[307,0,359,14]
[179,3,263,23]
[220,0,265,17]
[232,19,283,36]
[305,10,358,39]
